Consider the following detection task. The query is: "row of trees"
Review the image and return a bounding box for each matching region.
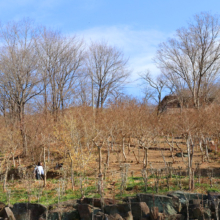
[1,12,220,121]
[1,98,220,189]
[1,12,220,160]
[0,19,130,123]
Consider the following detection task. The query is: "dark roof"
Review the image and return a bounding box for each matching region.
[159,95,214,113]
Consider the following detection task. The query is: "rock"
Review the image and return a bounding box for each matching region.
[94,211,110,220]
[123,197,139,203]
[180,201,211,220]
[4,207,16,220]
[207,192,220,211]
[125,211,133,220]
[150,207,159,220]
[11,203,47,220]
[165,214,184,220]
[80,198,115,207]
[0,202,6,217]
[189,199,201,205]
[109,213,124,220]
[137,194,177,215]
[190,207,211,220]
[48,208,80,220]
[77,204,93,220]
[130,202,150,220]
[105,203,133,219]
[43,200,80,220]
[167,191,208,205]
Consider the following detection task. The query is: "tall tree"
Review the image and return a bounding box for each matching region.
[86,41,129,108]
[155,12,220,108]
[0,19,43,154]
[0,19,42,121]
[36,28,84,114]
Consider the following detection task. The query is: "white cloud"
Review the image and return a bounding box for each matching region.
[77,25,171,97]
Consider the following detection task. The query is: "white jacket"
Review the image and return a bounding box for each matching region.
[34,165,44,175]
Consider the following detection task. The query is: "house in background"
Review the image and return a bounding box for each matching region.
[158,95,215,114]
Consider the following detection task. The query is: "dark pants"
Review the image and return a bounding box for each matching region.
[36,173,41,180]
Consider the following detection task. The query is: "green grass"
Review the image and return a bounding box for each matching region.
[1,175,220,206]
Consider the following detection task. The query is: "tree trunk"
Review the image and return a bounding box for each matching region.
[143,148,148,168]
[68,152,74,191]
[128,137,131,155]
[106,144,110,167]
[3,160,9,192]
[43,147,47,187]
[132,151,139,163]
[98,146,102,174]
[122,136,126,161]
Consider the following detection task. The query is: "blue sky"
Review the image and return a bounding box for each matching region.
[1,0,220,98]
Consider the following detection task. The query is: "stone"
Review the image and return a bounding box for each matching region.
[207,192,220,211]
[137,194,177,215]
[11,203,47,220]
[130,202,150,220]
[0,202,6,217]
[77,204,92,220]
[46,200,80,220]
[165,214,184,220]
[124,211,133,220]
[150,207,159,220]
[123,197,139,203]
[167,191,208,205]
[105,203,133,219]
[109,213,124,220]
[180,202,211,220]
[191,207,211,220]
[79,198,115,207]
[4,207,16,220]
[94,211,110,220]
[48,208,80,220]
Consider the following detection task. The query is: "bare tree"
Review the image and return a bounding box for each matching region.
[155,12,220,108]
[72,75,92,106]
[0,19,43,121]
[86,41,129,108]
[0,19,43,155]
[36,28,84,114]
[140,71,167,114]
